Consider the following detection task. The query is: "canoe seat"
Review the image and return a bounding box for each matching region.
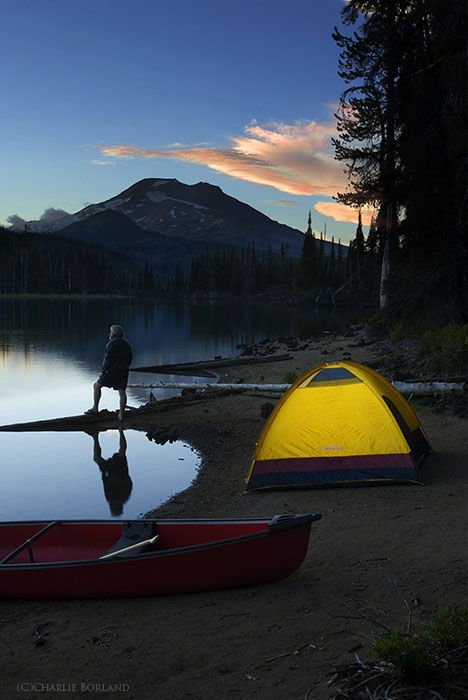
[104,521,156,559]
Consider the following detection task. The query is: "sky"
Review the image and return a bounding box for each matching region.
[0,0,369,243]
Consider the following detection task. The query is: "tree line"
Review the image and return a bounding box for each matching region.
[0,222,357,302]
[0,227,166,294]
[178,231,353,299]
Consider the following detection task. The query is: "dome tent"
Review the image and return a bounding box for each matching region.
[245,361,430,492]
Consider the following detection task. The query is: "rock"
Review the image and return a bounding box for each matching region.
[240,346,254,356]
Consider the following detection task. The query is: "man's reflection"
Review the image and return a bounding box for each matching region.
[86,428,133,516]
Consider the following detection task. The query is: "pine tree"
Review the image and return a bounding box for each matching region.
[333,0,402,308]
[318,232,325,283]
[299,210,318,289]
[354,209,366,289]
[336,238,345,286]
[328,236,336,286]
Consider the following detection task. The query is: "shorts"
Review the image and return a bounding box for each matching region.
[97,370,129,390]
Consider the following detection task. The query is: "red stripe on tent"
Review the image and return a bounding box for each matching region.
[254,453,415,474]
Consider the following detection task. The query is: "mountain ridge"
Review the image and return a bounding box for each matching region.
[73,178,307,254]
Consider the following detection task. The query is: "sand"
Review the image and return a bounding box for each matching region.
[1,328,466,700]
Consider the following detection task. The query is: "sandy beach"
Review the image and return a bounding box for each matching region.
[2,327,466,699]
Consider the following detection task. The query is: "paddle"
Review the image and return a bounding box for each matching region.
[99,535,159,560]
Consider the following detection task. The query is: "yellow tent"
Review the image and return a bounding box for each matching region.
[246,360,430,491]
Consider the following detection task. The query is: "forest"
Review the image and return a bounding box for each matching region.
[330,0,466,325]
[0,227,161,294]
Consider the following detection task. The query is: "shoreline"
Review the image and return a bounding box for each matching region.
[0,291,377,310]
[2,327,466,699]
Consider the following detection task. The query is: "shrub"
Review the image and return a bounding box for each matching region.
[371,605,468,684]
[418,323,468,375]
[372,631,436,683]
[389,322,407,342]
[366,312,388,330]
[425,604,468,653]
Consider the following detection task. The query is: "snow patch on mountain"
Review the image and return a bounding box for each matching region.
[146,190,209,210]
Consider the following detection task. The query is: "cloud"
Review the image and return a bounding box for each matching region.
[93,120,382,226]
[7,208,72,231]
[39,207,71,222]
[94,119,347,198]
[89,159,117,166]
[267,199,299,207]
[314,201,374,226]
[7,214,26,227]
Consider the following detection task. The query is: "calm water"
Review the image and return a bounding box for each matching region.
[0,297,363,520]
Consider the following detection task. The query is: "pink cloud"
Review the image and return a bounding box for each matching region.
[94,120,347,197]
[314,201,374,226]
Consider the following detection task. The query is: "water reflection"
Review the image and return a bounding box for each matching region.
[0,430,200,520]
[87,428,132,516]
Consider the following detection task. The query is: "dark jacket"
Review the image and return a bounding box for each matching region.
[102,338,133,374]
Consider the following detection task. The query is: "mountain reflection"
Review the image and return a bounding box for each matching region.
[86,428,133,516]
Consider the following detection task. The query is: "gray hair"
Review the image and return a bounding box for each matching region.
[110,325,124,338]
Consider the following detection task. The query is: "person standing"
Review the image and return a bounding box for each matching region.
[86,325,133,421]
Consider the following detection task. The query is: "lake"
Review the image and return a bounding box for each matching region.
[0,297,363,520]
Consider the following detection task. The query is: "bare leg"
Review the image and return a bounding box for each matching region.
[118,389,127,421]
[90,382,102,412]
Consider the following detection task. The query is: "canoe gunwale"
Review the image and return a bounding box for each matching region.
[0,514,320,571]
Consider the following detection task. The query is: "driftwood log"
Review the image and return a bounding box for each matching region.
[131,354,292,377]
[128,381,466,396]
[0,390,237,432]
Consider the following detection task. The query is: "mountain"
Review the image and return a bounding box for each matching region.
[11,178,345,260]
[72,178,306,254]
[56,209,235,275]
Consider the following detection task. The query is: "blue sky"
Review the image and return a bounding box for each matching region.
[0,0,367,242]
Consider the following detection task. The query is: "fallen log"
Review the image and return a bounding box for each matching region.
[128,382,290,391]
[128,380,466,396]
[0,390,237,432]
[131,354,292,377]
[393,381,465,395]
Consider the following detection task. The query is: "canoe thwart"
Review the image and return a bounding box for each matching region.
[1,521,61,565]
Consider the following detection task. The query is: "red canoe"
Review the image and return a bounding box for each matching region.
[0,514,321,599]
